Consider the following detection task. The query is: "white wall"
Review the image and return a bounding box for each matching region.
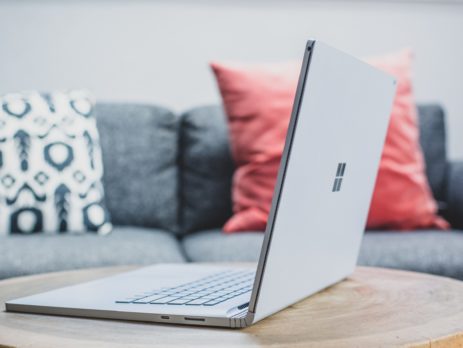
[1,1,462,157]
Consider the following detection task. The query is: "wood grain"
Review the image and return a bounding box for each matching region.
[1,266,463,348]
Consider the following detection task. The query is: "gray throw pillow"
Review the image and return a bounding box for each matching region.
[0,90,112,235]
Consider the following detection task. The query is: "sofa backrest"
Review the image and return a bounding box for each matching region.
[417,104,447,205]
[180,104,448,233]
[95,103,180,233]
[179,106,234,234]
[94,102,448,234]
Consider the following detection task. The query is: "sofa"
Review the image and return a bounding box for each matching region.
[1,103,462,281]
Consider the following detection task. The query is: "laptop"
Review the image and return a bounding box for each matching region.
[5,40,396,328]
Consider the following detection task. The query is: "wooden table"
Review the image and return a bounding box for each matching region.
[1,266,463,348]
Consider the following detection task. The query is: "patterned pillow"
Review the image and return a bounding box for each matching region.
[0,90,112,235]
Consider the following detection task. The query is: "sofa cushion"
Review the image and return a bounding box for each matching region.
[444,161,463,229]
[417,104,447,204]
[182,229,463,280]
[358,230,463,280]
[0,226,186,279]
[179,106,234,234]
[364,52,448,230]
[0,90,112,235]
[210,61,300,232]
[181,229,263,262]
[95,103,179,233]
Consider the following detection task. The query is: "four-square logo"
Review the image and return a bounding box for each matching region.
[332,162,346,192]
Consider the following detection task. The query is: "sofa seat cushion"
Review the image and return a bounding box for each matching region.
[359,230,463,280]
[0,227,186,279]
[183,229,463,280]
[182,229,264,262]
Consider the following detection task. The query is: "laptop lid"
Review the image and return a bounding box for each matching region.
[246,40,396,324]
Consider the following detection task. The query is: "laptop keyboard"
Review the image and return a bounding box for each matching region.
[115,270,255,306]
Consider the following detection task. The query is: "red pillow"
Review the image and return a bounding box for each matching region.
[211,50,448,233]
[210,61,300,232]
[365,51,448,229]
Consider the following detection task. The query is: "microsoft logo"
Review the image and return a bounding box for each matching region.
[332,162,346,192]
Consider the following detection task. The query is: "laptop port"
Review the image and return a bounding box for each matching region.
[184,317,205,322]
[238,302,249,310]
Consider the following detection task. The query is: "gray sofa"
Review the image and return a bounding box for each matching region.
[1,103,462,280]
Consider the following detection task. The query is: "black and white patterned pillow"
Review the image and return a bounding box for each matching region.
[0,90,112,235]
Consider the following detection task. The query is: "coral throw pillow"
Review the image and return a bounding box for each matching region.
[211,61,300,232]
[365,51,448,230]
[211,49,448,233]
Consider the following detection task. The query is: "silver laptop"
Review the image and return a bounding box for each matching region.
[5,40,396,328]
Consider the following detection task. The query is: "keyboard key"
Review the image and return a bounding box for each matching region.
[177,291,196,296]
[192,291,208,296]
[204,297,229,306]
[167,298,192,305]
[150,296,179,304]
[133,295,168,304]
[185,298,211,305]
[199,295,217,300]
[115,297,143,303]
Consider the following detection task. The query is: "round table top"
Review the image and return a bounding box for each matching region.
[1,265,463,348]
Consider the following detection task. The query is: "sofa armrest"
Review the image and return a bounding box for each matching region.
[444,161,463,229]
